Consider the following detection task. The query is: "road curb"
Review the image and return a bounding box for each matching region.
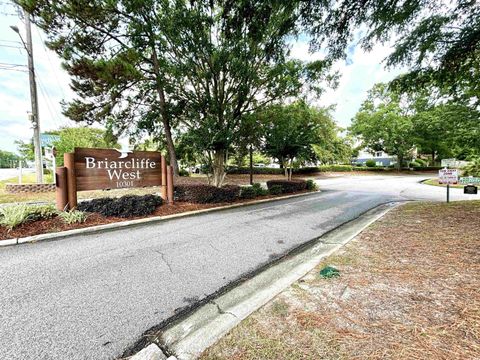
[0,191,319,248]
[151,202,401,360]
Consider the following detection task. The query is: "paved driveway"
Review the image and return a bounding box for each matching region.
[0,175,477,359]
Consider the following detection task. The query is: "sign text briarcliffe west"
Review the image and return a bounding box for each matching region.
[85,157,156,180]
[74,148,162,191]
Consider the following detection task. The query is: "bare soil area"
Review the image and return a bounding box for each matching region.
[200,201,480,360]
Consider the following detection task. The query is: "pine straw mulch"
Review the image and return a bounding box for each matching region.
[200,201,480,360]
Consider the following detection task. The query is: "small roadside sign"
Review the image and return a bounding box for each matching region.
[441,158,457,168]
[464,185,478,195]
[459,177,480,184]
[438,168,458,184]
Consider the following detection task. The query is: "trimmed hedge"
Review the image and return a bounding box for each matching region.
[268,185,283,195]
[77,194,163,218]
[266,179,307,193]
[174,184,241,203]
[306,179,318,191]
[226,166,284,175]
[240,186,257,199]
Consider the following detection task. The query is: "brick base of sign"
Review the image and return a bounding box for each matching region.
[5,183,55,193]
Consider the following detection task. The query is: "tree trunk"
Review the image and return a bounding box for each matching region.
[431,151,435,166]
[151,48,179,176]
[249,145,253,185]
[212,149,226,187]
[397,154,403,172]
[161,114,179,176]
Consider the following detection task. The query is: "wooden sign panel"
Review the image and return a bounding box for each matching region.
[74,148,162,191]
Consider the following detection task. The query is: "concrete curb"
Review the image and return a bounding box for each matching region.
[154,202,401,360]
[0,191,319,248]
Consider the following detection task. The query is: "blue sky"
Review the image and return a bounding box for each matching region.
[0,6,404,154]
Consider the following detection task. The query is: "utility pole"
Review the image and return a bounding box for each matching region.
[11,10,43,183]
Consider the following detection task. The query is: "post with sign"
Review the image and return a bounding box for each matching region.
[55,166,68,211]
[438,168,458,203]
[59,148,174,210]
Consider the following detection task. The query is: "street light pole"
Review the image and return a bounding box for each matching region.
[11,10,43,183]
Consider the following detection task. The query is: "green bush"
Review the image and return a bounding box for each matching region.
[268,185,283,195]
[415,158,428,166]
[252,183,268,196]
[0,204,58,230]
[463,157,480,177]
[59,210,88,224]
[306,179,318,191]
[174,184,241,203]
[226,166,284,175]
[0,204,32,230]
[240,186,256,199]
[28,204,58,221]
[179,168,190,177]
[266,179,307,193]
[77,195,163,218]
[365,159,377,168]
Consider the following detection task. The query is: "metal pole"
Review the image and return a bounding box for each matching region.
[25,10,43,184]
[447,184,450,203]
[18,159,23,184]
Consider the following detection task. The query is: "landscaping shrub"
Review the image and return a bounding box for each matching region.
[174,184,241,203]
[59,210,88,224]
[306,179,318,191]
[77,197,114,213]
[0,204,59,230]
[179,168,190,177]
[0,204,32,230]
[463,157,480,177]
[226,166,284,175]
[28,204,58,221]
[78,195,163,218]
[266,179,307,193]
[240,186,257,199]
[252,183,268,196]
[268,185,283,195]
[365,159,377,168]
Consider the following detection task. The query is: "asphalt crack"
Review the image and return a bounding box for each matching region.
[154,250,174,273]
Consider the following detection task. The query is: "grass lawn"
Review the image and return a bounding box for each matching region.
[200,201,480,360]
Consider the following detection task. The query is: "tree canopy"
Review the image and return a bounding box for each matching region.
[351,82,480,167]
[350,83,415,169]
[260,101,339,179]
[300,0,480,105]
[21,0,333,185]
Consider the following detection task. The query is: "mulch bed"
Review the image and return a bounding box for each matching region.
[0,191,311,241]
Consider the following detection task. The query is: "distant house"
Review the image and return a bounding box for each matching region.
[352,150,396,167]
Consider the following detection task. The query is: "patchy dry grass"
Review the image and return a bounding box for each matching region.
[200,201,480,360]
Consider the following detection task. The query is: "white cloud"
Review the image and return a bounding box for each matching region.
[290,38,406,129]
[0,12,74,154]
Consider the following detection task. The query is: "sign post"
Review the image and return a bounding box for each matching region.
[438,168,458,203]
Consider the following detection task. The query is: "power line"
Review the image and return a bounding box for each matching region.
[35,27,67,99]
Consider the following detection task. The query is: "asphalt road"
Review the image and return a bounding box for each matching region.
[0,175,477,359]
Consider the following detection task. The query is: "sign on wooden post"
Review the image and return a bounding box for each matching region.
[60,148,173,210]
